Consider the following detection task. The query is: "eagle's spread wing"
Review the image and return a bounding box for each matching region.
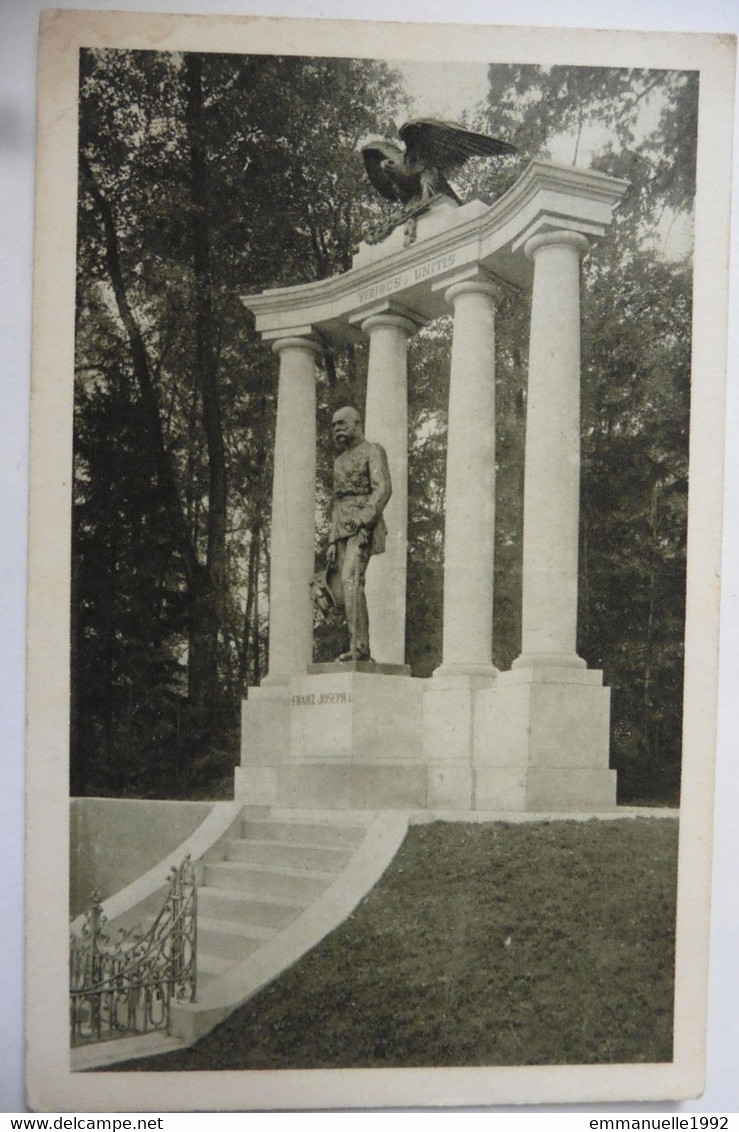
[361,141,406,202]
[399,118,516,175]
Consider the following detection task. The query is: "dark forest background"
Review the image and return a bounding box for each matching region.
[71,52,695,803]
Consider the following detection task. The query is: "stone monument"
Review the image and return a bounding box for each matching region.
[234,158,628,813]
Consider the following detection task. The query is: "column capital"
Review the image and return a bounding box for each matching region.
[271,336,322,356]
[444,278,503,307]
[524,229,591,261]
[361,312,419,338]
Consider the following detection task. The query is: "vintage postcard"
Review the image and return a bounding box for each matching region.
[25,9,735,1111]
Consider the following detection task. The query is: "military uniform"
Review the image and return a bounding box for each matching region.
[328,439,392,660]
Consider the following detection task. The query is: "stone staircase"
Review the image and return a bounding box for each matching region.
[73,806,405,1068]
[194,811,369,991]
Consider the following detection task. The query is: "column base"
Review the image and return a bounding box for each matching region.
[473,665,616,811]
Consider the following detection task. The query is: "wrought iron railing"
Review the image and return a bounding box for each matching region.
[70,856,197,1047]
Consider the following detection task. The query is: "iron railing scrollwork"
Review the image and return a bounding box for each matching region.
[70,856,197,1047]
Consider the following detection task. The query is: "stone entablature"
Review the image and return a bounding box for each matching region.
[242,161,628,342]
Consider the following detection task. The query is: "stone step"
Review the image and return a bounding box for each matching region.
[197,884,306,928]
[197,932,267,964]
[204,860,334,902]
[198,917,276,961]
[225,837,352,872]
[240,818,367,850]
[198,915,276,942]
[197,952,234,980]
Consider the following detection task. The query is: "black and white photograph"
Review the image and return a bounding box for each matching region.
[17,6,736,1113]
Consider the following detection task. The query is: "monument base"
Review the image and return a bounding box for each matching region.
[236,665,616,813]
[237,669,426,809]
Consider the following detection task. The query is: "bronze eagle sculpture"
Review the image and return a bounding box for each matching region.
[361,118,517,212]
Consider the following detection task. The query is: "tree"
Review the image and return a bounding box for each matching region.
[72,49,405,796]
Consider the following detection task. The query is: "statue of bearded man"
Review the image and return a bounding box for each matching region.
[325,406,392,662]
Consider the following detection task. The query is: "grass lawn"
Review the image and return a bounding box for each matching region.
[116,817,678,1071]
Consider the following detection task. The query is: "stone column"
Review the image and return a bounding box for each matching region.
[361,312,417,665]
[435,277,501,678]
[263,336,319,683]
[514,230,590,669]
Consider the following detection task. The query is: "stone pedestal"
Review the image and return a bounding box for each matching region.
[237,670,426,809]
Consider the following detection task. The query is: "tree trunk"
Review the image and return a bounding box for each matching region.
[79,155,202,590]
[184,53,229,727]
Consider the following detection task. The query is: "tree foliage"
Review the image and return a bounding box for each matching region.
[72,49,404,795]
[72,54,694,803]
